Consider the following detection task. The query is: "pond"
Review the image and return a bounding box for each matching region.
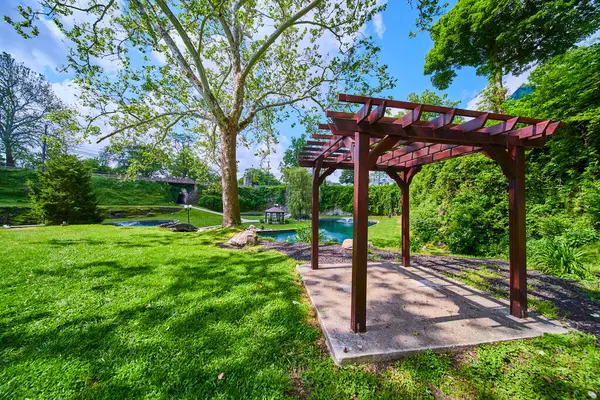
[258,218,377,243]
[108,220,176,227]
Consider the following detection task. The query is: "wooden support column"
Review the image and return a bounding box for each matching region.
[351,132,370,333]
[484,144,527,318]
[386,167,420,268]
[401,179,410,268]
[311,159,322,270]
[508,145,527,318]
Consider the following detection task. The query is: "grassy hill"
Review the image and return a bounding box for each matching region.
[0,168,184,207]
[0,169,35,206]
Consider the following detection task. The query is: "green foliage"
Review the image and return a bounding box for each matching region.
[280,133,307,170]
[237,186,286,212]
[530,238,591,280]
[411,154,508,256]
[92,176,175,206]
[0,168,36,206]
[424,0,600,90]
[238,167,281,186]
[29,154,102,224]
[198,195,223,212]
[339,169,354,185]
[283,167,311,219]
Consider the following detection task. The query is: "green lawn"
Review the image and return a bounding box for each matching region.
[1,225,599,399]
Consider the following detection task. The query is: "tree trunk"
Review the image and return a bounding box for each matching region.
[491,71,507,114]
[4,141,14,167]
[220,128,241,227]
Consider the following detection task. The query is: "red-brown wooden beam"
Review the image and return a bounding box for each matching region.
[387,167,421,268]
[338,93,549,126]
[298,159,405,172]
[482,145,528,318]
[311,158,323,270]
[508,145,527,318]
[351,131,370,333]
[329,116,526,147]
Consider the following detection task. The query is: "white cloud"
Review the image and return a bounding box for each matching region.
[373,13,386,39]
[236,135,290,180]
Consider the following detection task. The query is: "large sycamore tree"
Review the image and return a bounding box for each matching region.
[7,0,394,226]
[422,0,600,112]
[0,52,62,166]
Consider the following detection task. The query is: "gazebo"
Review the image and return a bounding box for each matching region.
[265,205,286,224]
[298,93,564,333]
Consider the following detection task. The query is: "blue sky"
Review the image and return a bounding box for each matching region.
[0,0,529,178]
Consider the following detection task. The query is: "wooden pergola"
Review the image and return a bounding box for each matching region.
[298,93,564,333]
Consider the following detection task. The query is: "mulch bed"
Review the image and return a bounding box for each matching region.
[262,241,600,338]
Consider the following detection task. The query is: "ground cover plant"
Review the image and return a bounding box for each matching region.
[2,225,600,399]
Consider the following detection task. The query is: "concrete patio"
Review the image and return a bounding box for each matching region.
[297,262,569,366]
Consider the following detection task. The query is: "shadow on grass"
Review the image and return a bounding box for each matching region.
[0,239,319,399]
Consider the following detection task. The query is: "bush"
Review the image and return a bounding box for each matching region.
[198,195,223,212]
[530,238,591,280]
[29,154,103,225]
[295,226,331,243]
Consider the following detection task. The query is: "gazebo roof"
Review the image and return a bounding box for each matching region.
[265,206,286,213]
[298,93,564,173]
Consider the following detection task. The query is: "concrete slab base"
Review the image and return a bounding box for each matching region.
[297,262,569,366]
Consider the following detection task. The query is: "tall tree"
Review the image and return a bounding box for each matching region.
[29,154,103,225]
[8,1,394,226]
[422,0,600,111]
[281,133,308,171]
[339,169,354,185]
[283,167,311,218]
[0,52,62,166]
[239,167,281,186]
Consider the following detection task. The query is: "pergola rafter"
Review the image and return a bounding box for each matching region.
[299,93,565,334]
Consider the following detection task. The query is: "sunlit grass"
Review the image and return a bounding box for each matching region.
[1,225,599,399]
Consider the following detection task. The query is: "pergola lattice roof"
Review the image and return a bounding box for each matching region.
[298,93,563,173]
[299,93,565,334]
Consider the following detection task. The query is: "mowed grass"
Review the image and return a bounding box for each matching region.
[1,225,600,399]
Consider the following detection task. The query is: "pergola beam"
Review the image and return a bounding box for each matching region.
[300,93,564,332]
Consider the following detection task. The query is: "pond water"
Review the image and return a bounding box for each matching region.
[108,220,176,227]
[258,218,376,243]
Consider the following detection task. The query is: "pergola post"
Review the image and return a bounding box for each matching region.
[386,167,420,268]
[311,160,322,270]
[351,132,370,333]
[508,145,527,318]
[401,178,410,268]
[484,144,528,318]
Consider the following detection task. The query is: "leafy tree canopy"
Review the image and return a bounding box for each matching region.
[281,133,307,171]
[424,0,600,91]
[6,0,395,226]
[239,167,281,186]
[283,167,311,218]
[339,169,354,185]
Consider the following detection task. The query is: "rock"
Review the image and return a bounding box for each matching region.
[158,222,197,232]
[341,239,373,250]
[247,225,257,231]
[228,230,258,247]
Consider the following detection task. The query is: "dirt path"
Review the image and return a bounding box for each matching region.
[262,241,600,337]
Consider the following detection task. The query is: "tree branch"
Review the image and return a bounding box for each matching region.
[240,0,321,85]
